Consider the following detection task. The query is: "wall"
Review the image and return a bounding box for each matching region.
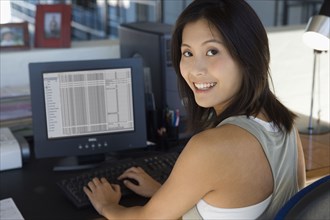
[268,26,329,123]
[0,39,120,96]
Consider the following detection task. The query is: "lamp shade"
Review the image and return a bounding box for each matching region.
[302,0,330,51]
[303,15,330,51]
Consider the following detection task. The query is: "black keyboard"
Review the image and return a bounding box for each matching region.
[57,151,179,208]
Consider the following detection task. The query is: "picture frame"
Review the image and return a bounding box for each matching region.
[0,22,30,50]
[35,4,71,48]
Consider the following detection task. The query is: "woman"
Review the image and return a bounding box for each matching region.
[84,0,306,219]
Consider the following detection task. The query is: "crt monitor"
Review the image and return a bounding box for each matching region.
[29,58,147,169]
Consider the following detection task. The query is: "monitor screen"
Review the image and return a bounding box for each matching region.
[43,68,134,139]
[29,58,147,164]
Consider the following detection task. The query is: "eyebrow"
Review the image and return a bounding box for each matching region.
[181,39,224,48]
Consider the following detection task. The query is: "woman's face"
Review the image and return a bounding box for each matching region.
[180,18,243,115]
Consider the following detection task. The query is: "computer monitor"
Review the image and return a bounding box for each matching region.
[29,58,147,170]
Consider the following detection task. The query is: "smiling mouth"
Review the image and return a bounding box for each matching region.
[193,82,217,90]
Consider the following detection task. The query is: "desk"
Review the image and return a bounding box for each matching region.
[295,113,330,184]
[0,152,158,220]
[300,132,330,184]
[0,126,187,220]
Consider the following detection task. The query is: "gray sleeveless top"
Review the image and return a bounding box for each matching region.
[183,116,299,220]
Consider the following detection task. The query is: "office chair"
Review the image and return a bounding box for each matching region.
[274,175,330,220]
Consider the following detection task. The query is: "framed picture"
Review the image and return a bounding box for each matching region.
[0,22,29,50]
[35,4,71,48]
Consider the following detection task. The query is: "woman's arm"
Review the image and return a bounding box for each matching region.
[83,132,220,219]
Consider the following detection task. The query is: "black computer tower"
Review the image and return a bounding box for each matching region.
[119,22,187,142]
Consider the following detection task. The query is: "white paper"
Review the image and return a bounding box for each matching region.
[0,198,24,220]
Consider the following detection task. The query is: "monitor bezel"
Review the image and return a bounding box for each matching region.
[29,58,147,159]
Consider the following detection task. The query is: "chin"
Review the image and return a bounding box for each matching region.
[195,101,212,109]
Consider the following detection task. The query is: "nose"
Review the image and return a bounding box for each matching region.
[191,57,207,76]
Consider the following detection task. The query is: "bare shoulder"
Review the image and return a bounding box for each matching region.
[183,123,260,158]
[176,123,273,207]
[179,123,270,182]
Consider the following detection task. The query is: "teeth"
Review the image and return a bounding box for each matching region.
[194,82,216,90]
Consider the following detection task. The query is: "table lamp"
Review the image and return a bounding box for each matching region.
[300,0,330,135]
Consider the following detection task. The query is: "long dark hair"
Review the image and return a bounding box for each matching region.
[171,0,296,133]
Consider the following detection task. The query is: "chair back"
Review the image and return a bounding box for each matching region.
[274,175,330,220]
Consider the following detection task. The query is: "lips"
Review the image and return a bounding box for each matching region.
[193,82,217,90]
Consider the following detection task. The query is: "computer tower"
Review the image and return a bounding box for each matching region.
[119,22,187,142]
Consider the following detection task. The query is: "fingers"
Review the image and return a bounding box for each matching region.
[100,177,108,184]
[83,177,122,216]
[90,177,105,187]
[84,177,109,192]
[111,183,121,192]
[84,177,120,191]
[118,166,145,180]
[86,177,98,191]
[90,166,160,198]
[83,186,92,197]
[123,179,140,190]
[84,167,147,198]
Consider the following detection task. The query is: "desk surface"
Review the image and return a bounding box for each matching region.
[0,152,159,220]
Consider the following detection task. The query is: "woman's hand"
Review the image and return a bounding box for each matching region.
[83,177,121,216]
[118,167,161,198]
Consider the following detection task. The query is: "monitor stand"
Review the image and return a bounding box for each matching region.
[53,154,106,171]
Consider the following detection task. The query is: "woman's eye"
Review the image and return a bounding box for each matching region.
[182,51,192,57]
[206,49,218,56]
